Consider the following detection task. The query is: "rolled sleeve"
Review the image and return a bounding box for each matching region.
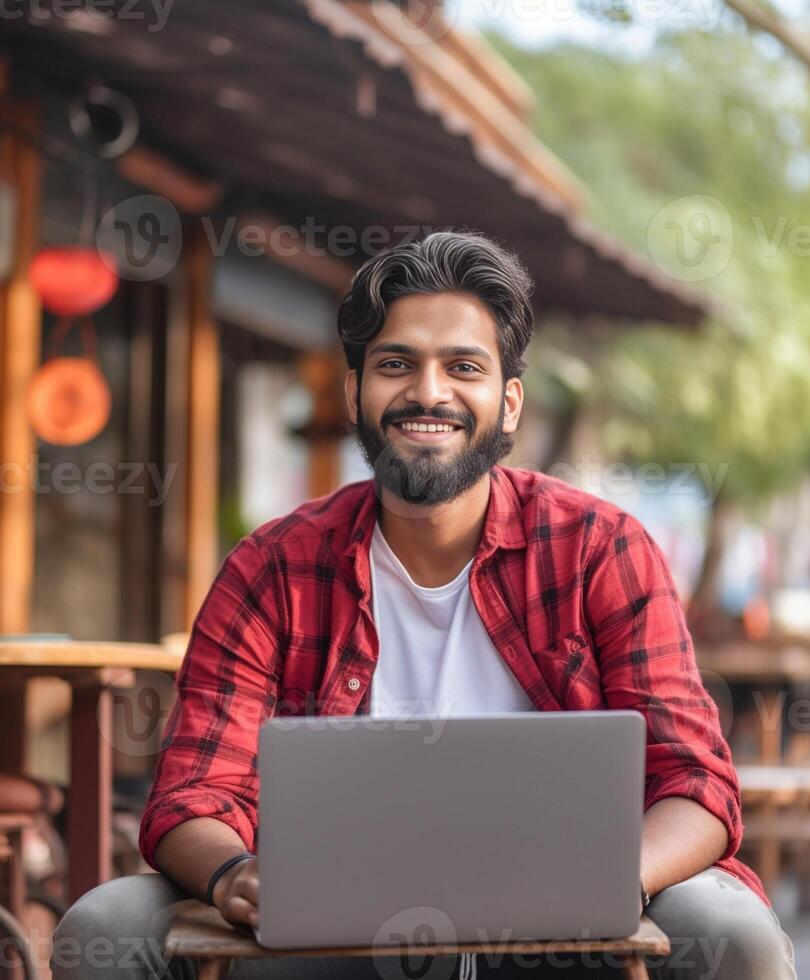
[585,512,742,862]
[644,765,741,861]
[138,536,282,871]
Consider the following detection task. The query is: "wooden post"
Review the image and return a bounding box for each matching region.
[183,226,220,628]
[0,98,41,772]
[757,686,783,895]
[620,954,650,978]
[68,679,113,903]
[0,102,41,634]
[297,349,345,499]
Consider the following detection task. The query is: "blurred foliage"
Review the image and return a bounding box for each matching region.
[218,490,252,552]
[488,26,810,506]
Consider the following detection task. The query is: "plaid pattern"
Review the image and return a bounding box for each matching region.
[139,465,768,907]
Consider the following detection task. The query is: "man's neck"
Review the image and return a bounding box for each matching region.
[377,472,491,588]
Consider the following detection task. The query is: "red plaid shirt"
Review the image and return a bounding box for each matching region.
[139,465,768,907]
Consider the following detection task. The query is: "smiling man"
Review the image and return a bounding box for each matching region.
[345,285,534,720]
[51,232,795,980]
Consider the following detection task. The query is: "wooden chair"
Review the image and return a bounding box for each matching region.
[0,772,65,980]
[164,900,670,980]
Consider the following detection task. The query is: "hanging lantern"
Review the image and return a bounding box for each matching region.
[29,246,118,316]
[26,246,117,446]
[26,316,112,446]
[27,357,112,446]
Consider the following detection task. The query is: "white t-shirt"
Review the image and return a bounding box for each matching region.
[367,520,534,718]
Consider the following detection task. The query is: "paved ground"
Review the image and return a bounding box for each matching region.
[771,873,810,978]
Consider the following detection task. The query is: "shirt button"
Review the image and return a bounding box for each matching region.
[347,677,361,691]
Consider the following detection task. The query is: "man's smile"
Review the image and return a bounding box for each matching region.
[391,418,466,443]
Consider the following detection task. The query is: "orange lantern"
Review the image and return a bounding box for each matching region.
[29,246,118,315]
[26,356,112,446]
[27,314,112,446]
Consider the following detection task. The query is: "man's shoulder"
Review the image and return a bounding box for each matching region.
[502,467,666,587]
[243,478,375,556]
[500,465,638,537]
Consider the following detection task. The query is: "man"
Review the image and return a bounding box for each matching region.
[51,232,795,979]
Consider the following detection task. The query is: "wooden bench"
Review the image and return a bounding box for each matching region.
[164,900,670,980]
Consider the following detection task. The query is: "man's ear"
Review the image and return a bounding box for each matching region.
[344,369,359,425]
[502,378,523,434]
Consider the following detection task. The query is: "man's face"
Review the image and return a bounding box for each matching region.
[344,292,523,505]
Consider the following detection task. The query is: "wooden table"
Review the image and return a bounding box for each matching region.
[164,901,671,980]
[0,641,184,903]
[696,638,810,763]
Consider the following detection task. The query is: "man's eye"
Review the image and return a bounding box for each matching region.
[377,357,479,374]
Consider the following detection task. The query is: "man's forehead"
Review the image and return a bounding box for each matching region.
[373,292,499,354]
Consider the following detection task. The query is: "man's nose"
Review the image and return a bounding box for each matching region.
[403,365,453,407]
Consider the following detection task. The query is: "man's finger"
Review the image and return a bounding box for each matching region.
[221,893,258,928]
[233,874,259,906]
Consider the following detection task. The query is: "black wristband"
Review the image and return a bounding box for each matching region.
[206,853,253,906]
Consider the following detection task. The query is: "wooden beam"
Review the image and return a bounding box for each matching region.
[0,98,41,775]
[333,0,589,211]
[160,272,191,636]
[237,215,354,296]
[433,25,536,124]
[116,144,224,214]
[0,101,41,635]
[184,226,220,629]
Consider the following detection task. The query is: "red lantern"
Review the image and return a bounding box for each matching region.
[29,246,118,315]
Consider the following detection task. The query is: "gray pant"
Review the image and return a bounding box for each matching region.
[49,868,796,979]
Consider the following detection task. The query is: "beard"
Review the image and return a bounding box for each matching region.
[353,394,511,506]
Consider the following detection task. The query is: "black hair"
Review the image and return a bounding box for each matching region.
[337,230,535,386]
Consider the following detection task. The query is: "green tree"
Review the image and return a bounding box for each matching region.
[489,27,810,624]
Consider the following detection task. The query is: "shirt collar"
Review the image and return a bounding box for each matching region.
[479,465,528,554]
[346,466,527,603]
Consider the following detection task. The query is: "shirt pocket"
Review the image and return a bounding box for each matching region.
[538,633,604,709]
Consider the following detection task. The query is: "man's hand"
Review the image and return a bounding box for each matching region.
[212,856,260,930]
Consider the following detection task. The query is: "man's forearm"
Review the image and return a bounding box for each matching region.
[640,796,730,898]
[153,817,250,901]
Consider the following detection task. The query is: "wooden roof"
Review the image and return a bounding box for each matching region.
[1,0,709,324]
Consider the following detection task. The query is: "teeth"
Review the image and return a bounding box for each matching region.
[400,422,457,433]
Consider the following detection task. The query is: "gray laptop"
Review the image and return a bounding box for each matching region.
[256,711,645,949]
